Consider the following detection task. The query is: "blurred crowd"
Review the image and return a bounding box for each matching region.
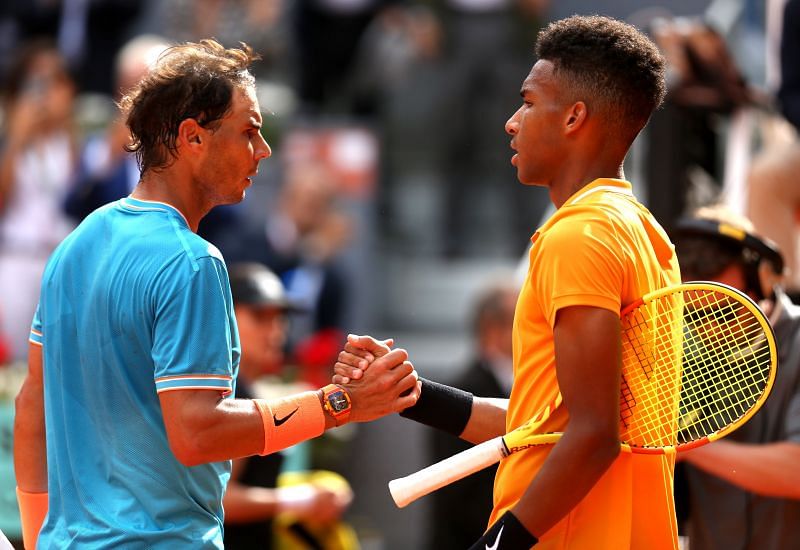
[1,0,800,548]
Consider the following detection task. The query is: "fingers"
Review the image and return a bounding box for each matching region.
[344,352,420,422]
[395,378,423,411]
[347,334,392,357]
[367,348,409,374]
[334,335,395,383]
[333,362,362,384]
[338,349,371,369]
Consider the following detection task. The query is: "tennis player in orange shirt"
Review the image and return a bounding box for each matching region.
[337,15,681,549]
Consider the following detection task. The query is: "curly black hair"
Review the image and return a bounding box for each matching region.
[119,39,260,174]
[536,15,666,141]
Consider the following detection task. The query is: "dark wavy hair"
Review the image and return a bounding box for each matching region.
[119,39,259,174]
[536,15,666,142]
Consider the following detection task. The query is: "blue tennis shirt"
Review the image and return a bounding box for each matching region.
[30,197,240,548]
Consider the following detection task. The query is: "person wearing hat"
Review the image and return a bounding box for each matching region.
[670,205,800,550]
[224,262,353,549]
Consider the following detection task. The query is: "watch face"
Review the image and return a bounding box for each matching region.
[328,390,350,413]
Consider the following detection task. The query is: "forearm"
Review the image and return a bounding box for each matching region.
[162,389,331,466]
[222,481,281,523]
[398,378,506,442]
[460,397,508,444]
[0,147,19,212]
[514,428,620,537]
[13,385,48,492]
[683,440,800,498]
[13,344,47,492]
[177,397,271,463]
[169,392,329,465]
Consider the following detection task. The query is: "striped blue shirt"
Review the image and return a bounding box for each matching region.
[31,197,240,548]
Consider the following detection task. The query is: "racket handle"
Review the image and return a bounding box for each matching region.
[388,436,507,508]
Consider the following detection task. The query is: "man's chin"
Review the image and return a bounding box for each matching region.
[217,191,247,206]
[517,174,546,188]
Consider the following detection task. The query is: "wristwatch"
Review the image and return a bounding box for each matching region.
[321,384,352,426]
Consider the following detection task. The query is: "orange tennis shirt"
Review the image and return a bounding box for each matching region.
[490,178,681,549]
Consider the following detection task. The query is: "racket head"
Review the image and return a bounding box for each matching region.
[619,281,777,453]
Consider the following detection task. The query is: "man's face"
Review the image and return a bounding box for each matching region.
[196,85,271,206]
[505,60,568,186]
[235,304,287,378]
[700,263,747,292]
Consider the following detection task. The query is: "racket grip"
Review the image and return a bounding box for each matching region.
[388,436,507,508]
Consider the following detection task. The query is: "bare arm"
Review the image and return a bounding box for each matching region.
[222,458,283,522]
[682,440,800,498]
[159,348,420,466]
[13,342,48,493]
[0,140,21,212]
[223,458,351,524]
[459,397,509,444]
[158,390,265,465]
[0,97,42,212]
[513,306,621,537]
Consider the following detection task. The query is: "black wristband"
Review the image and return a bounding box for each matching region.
[468,511,538,550]
[399,378,473,436]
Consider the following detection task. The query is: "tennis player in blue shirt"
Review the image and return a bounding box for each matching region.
[13,39,420,549]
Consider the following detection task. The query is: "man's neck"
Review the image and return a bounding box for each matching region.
[132,170,207,232]
[548,137,628,207]
[549,167,625,208]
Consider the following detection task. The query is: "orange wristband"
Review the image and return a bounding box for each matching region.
[16,487,48,549]
[254,392,325,456]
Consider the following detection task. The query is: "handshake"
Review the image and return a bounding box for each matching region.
[328,334,421,424]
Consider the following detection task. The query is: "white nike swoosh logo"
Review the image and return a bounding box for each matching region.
[486,524,504,550]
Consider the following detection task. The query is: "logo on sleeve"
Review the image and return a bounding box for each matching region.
[274,407,299,426]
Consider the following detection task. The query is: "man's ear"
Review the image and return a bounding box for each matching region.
[564,101,587,135]
[758,260,784,300]
[178,118,204,150]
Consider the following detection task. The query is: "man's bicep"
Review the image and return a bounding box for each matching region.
[27,341,43,384]
[553,306,620,434]
[158,389,221,452]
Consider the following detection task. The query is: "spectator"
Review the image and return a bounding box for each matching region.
[746,0,800,294]
[224,263,354,550]
[670,205,800,549]
[0,39,77,362]
[647,16,757,228]
[778,0,800,131]
[64,34,170,223]
[1,0,145,95]
[293,0,392,114]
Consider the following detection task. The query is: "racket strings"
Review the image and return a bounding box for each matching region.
[620,295,683,447]
[619,288,772,448]
[678,294,770,441]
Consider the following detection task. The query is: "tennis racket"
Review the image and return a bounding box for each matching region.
[389,281,777,508]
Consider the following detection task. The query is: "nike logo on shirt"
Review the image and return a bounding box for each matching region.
[486,524,504,550]
[274,407,299,426]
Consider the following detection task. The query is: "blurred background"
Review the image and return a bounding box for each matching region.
[0,0,797,547]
